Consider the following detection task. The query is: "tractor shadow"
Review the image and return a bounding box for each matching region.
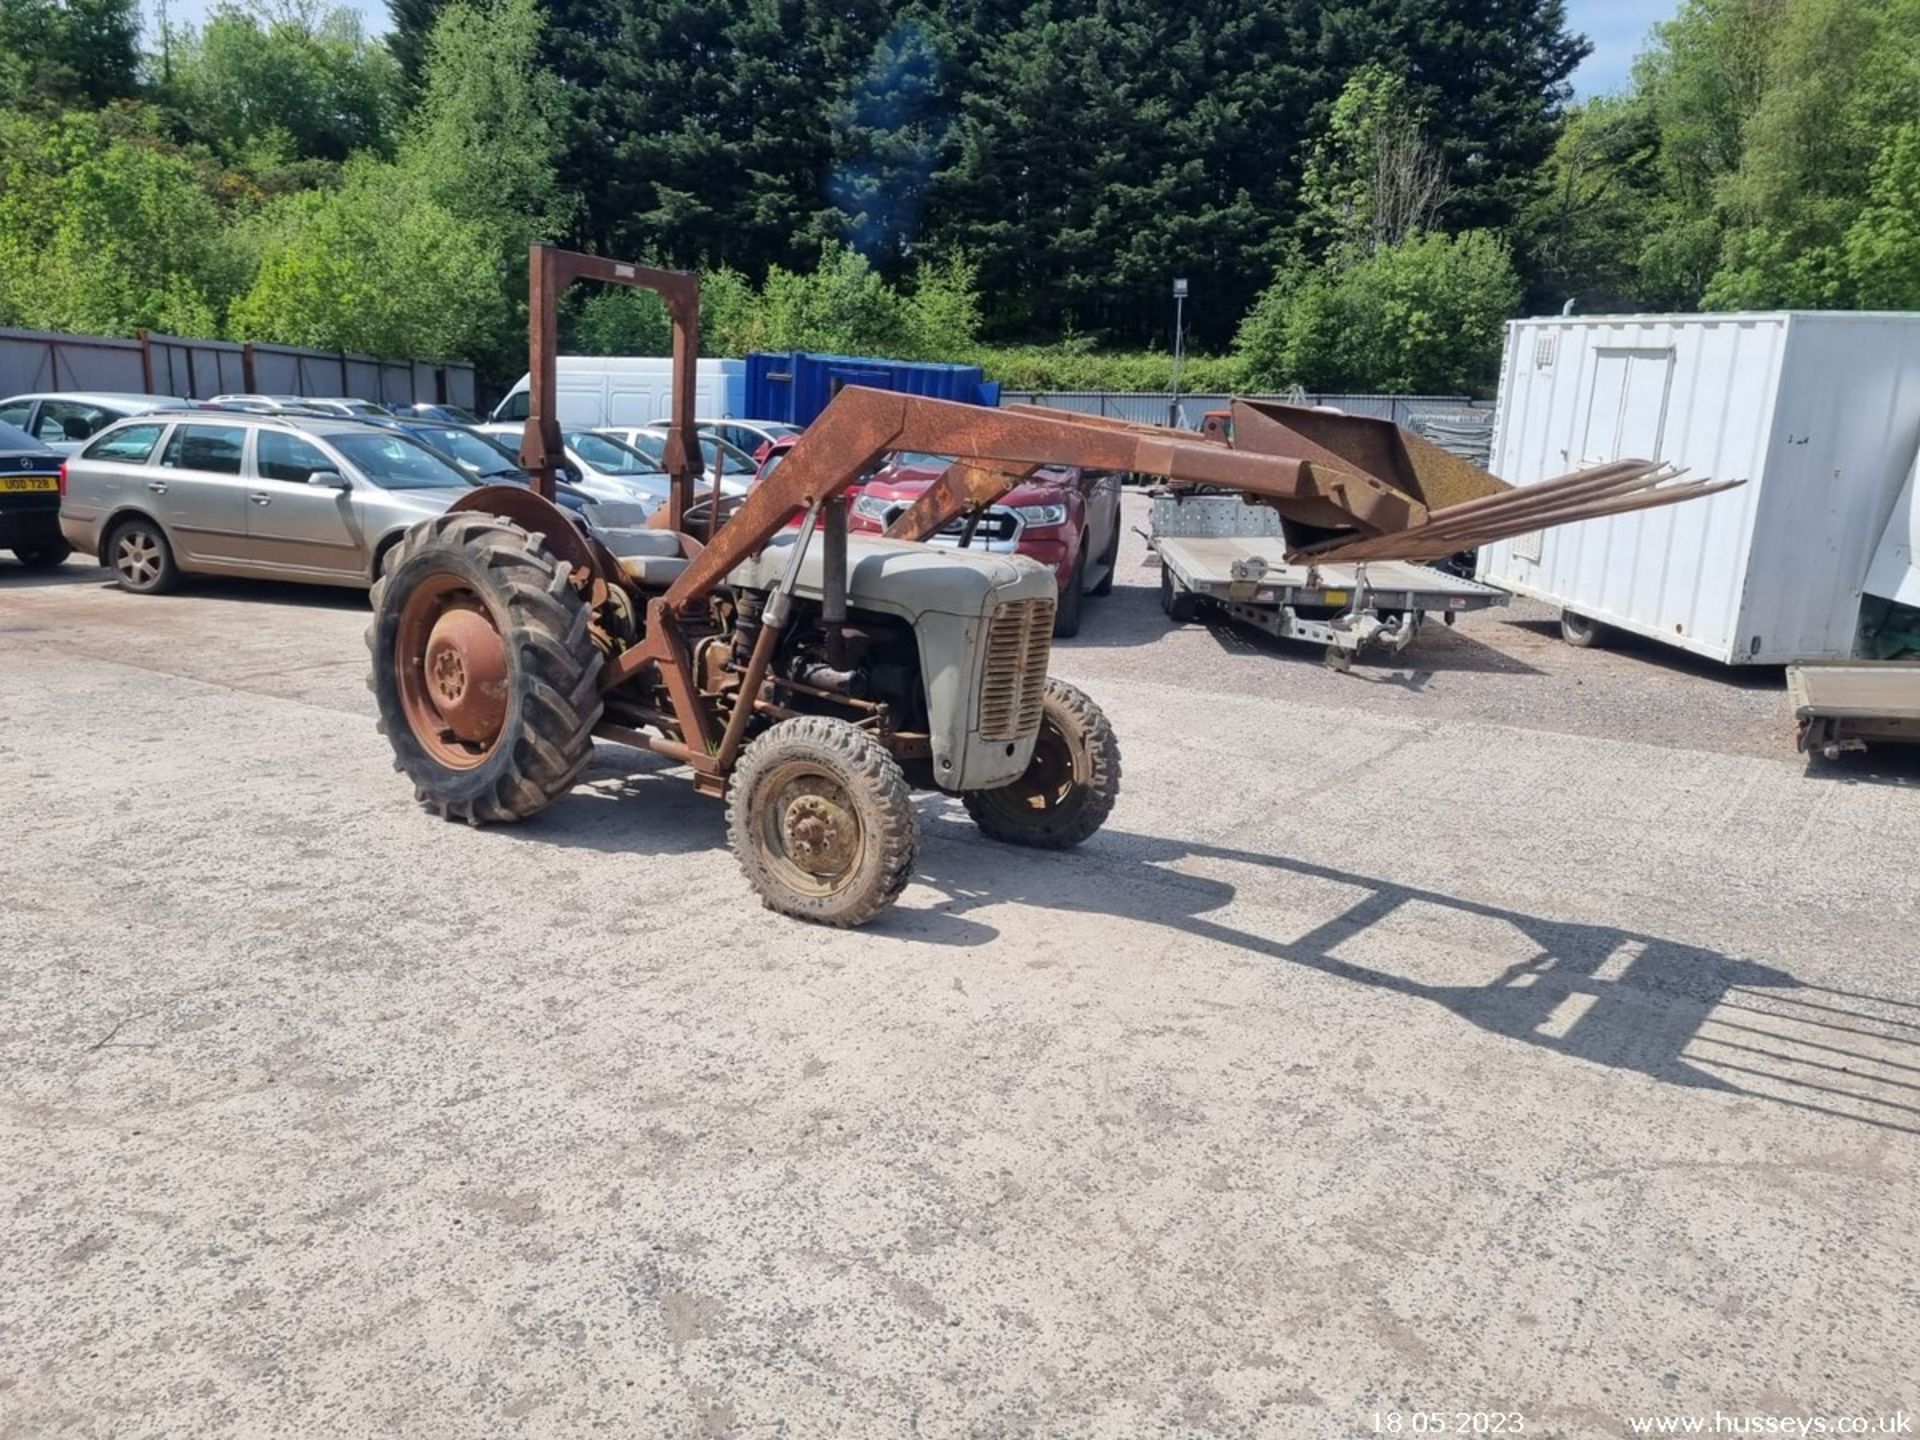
[506,761,1920,1138]
[905,807,1920,1138]
[524,744,729,859]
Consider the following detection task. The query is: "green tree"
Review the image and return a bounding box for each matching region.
[384,0,450,89]
[1521,95,1685,312]
[166,2,401,163]
[396,0,572,247]
[540,0,889,275]
[0,0,141,108]
[1843,124,1920,309]
[826,19,952,276]
[227,157,505,358]
[1311,0,1589,237]
[1300,64,1450,257]
[931,0,1304,346]
[0,107,242,335]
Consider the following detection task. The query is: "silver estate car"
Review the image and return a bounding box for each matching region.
[59,412,476,595]
[0,392,189,454]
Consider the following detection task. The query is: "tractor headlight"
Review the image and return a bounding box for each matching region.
[1013,503,1068,528]
[851,494,894,522]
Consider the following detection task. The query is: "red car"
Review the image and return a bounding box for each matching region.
[846,451,1123,636]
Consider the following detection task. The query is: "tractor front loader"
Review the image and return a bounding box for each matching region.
[368,246,1728,927]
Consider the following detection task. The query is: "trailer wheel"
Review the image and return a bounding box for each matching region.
[1159,562,1199,622]
[728,715,918,927]
[963,679,1120,850]
[1560,610,1607,648]
[367,512,602,825]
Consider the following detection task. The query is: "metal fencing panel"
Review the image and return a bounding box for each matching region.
[441,364,476,411]
[342,355,382,400]
[0,326,477,409]
[0,328,145,395]
[999,390,1493,430]
[142,333,247,398]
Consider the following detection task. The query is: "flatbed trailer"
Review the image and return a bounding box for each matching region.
[1149,493,1507,668]
[1788,661,1920,757]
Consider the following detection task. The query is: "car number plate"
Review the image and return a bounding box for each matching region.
[0,474,56,492]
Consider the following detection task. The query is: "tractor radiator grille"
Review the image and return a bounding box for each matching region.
[977,599,1055,742]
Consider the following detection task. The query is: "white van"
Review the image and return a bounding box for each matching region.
[489,357,746,428]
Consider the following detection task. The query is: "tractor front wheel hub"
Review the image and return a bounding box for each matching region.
[779,791,858,877]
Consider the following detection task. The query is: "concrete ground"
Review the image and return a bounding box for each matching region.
[2,493,1915,1438]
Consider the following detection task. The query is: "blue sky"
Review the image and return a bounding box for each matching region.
[150,0,1676,100]
[1569,0,1677,95]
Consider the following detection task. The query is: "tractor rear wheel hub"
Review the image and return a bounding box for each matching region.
[423,607,509,743]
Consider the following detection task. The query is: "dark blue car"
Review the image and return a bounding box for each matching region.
[0,420,68,568]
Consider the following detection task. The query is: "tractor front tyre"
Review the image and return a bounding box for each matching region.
[962,678,1120,850]
[727,715,918,927]
[366,511,603,825]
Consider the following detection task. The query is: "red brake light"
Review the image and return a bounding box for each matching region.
[57,460,68,496]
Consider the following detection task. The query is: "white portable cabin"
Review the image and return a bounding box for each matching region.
[1479,312,1920,664]
[489,357,746,428]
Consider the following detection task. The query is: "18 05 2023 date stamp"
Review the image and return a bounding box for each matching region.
[1369,1411,1529,1434]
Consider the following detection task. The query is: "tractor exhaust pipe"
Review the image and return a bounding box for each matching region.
[822,494,849,668]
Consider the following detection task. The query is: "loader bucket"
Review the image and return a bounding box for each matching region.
[1230,399,1507,514]
[1221,398,1740,564]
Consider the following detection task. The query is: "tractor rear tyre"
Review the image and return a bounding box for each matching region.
[727,715,918,927]
[962,678,1119,850]
[367,511,602,825]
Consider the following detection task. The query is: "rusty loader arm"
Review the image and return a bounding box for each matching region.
[883,398,1733,561]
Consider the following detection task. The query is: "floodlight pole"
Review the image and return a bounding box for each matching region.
[1168,278,1188,428]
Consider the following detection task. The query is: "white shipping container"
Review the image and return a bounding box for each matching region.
[1479,312,1920,664]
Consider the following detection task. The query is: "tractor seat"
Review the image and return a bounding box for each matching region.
[607,528,691,588]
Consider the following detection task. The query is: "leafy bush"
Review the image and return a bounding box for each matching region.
[569,246,982,364]
[1236,231,1519,396]
[970,346,1246,393]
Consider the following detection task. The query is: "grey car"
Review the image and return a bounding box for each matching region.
[59,412,475,596]
[0,392,189,455]
[206,395,394,419]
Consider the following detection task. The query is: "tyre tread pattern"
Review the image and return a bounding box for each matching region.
[367,511,603,826]
[963,678,1120,849]
[726,714,918,927]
